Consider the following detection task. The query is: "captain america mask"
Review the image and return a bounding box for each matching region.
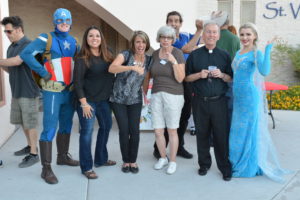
[53,8,72,25]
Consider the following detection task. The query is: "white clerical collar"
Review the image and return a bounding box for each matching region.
[208,49,213,54]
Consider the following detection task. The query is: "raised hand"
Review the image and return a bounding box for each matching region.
[267,36,278,45]
[165,52,176,64]
[196,19,203,31]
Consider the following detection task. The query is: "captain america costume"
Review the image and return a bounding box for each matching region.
[20,13,78,141]
[19,8,79,185]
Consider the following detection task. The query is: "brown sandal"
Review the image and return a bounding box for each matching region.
[83,170,98,179]
[103,160,116,166]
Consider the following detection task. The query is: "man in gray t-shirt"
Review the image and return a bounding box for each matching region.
[0,16,40,168]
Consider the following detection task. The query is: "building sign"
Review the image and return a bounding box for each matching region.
[263,1,300,19]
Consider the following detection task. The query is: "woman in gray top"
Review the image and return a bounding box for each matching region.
[109,31,151,174]
[149,26,185,175]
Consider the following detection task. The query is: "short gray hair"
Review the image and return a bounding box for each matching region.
[156,25,176,43]
[203,20,220,33]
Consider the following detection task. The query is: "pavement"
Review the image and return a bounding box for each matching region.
[0,110,299,200]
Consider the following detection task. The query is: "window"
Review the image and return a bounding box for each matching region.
[218,0,233,24]
[241,0,256,24]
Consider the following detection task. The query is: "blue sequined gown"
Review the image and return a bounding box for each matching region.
[229,44,287,182]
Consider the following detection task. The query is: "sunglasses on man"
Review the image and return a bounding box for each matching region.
[4,29,14,34]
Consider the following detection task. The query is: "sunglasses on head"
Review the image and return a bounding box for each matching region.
[4,30,14,34]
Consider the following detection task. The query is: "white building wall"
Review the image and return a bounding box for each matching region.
[83,0,218,49]
[88,0,300,48]
[232,0,241,28]
[0,0,16,146]
[256,0,300,48]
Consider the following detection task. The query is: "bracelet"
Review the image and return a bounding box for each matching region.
[172,60,178,65]
[80,104,89,108]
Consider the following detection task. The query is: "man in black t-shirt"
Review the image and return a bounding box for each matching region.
[185,21,232,181]
[0,16,40,168]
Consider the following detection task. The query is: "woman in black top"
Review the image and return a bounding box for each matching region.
[109,31,151,174]
[74,26,116,179]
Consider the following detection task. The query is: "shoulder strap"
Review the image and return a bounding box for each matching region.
[42,33,53,68]
[43,33,52,60]
[123,51,132,66]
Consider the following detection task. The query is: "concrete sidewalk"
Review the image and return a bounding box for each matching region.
[0,110,299,200]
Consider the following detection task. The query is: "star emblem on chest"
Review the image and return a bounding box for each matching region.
[63,40,71,50]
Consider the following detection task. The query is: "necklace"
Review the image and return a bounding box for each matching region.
[133,54,145,67]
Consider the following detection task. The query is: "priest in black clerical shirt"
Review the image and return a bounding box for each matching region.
[185,21,233,181]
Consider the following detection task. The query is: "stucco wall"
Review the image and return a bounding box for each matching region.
[89,0,217,49]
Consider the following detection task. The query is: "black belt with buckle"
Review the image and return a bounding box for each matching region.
[62,84,73,92]
[198,95,223,101]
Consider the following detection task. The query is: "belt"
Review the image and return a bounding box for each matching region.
[40,79,73,92]
[62,84,74,92]
[197,95,223,101]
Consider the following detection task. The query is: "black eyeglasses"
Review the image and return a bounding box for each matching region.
[4,30,14,34]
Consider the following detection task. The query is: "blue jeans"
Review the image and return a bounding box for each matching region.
[77,100,112,173]
[40,90,75,141]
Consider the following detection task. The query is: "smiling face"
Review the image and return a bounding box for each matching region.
[167,15,182,34]
[57,23,71,32]
[87,29,101,49]
[202,23,220,49]
[239,28,257,48]
[134,36,146,55]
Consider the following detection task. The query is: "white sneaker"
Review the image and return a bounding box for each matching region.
[154,157,168,170]
[166,162,177,174]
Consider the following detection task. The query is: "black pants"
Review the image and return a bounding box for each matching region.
[153,82,192,151]
[192,95,231,176]
[112,102,142,163]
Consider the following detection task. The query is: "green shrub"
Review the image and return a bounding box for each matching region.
[273,42,300,74]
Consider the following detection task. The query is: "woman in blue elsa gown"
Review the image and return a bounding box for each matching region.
[229,23,288,182]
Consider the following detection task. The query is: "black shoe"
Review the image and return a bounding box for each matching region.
[121,165,130,173]
[198,167,209,176]
[130,166,139,174]
[14,146,31,156]
[177,147,193,159]
[18,154,40,168]
[222,174,232,181]
[153,150,160,160]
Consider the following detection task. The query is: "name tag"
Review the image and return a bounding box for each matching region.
[160,59,167,65]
